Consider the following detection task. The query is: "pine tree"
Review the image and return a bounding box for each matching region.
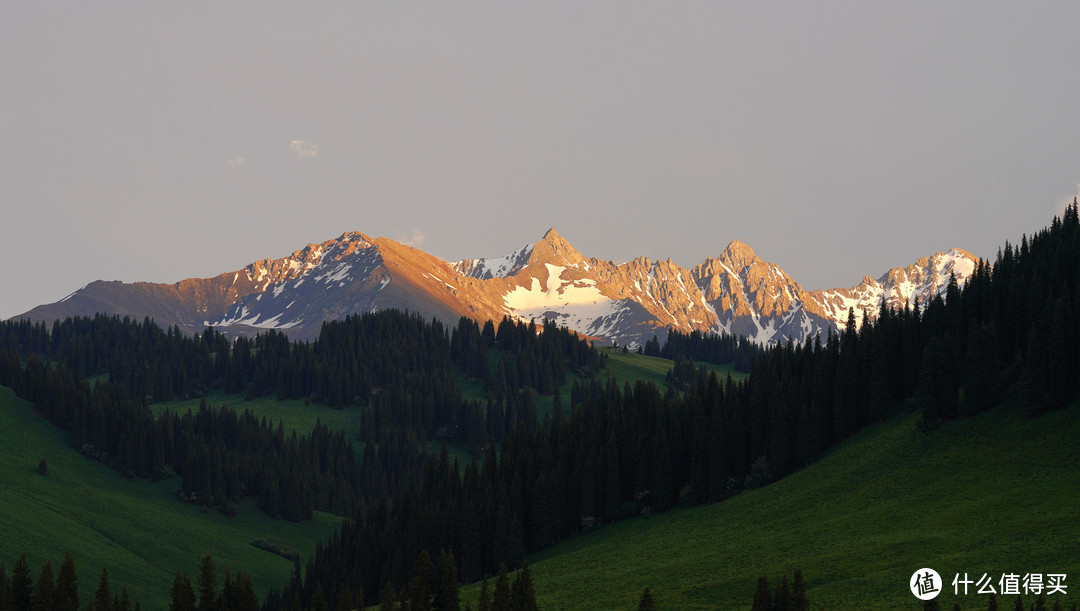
[337,584,354,611]
[510,561,537,611]
[433,550,460,611]
[492,565,510,611]
[311,583,329,611]
[378,581,396,611]
[55,552,79,611]
[410,550,433,611]
[773,573,792,611]
[229,572,258,611]
[792,569,808,611]
[169,572,195,611]
[638,587,658,611]
[9,554,33,610]
[32,560,56,611]
[116,587,134,611]
[197,555,216,611]
[477,577,492,611]
[962,322,1002,415]
[1,571,16,611]
[94,567,112,611]
[750,575,771,611]
[507,513,525,569]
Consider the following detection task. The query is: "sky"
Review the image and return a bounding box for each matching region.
[3,2,1079,320]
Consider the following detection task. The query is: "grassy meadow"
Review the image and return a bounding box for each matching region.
[462,395,1080,609]
[0,386,343,609]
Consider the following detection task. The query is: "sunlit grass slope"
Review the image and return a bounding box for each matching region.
[602,349,747,389]
[476,397,1080,609]
[151,391,363,438]
[0,386,343,609]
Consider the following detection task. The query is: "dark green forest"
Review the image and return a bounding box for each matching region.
[2,202,1079,610]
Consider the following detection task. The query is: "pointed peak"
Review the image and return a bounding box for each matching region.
[337,230,376,245]
[528,228,585,267]
[723,238,756,256]
[719,238,760,270]
[939,247,976,261]
[541,227,562,241]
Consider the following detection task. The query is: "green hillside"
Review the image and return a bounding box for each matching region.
[150,392,364,438]
[602,348,746,388]
[471,396,1080,609]
[148,349,735,441]
[0,386,343,609]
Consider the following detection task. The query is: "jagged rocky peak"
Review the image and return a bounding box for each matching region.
[451,240,535,279]
[283,231,375,266]
[719,238,760,271]
[336,230,376,247]
[526,228,587,267]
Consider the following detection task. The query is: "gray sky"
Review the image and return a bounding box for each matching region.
[3,2,1079,320]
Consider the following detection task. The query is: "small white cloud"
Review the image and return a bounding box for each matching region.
[290,140,319,158]
[1056,183,1080,216]
[404,229,426,247]
[227,156,247,167]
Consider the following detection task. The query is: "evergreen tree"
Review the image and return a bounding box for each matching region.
[336,583,354,611]
[1,570,15,611]
[311,583,329,611]
[94,567,112,611]
[55,552,79,611]
[378,581,396,611]
[509,561,537,611]
[229,572,259,611]
[638,587,657,611]
[410,550,434,611]
[197,555,216,611]
[9,554,33,610]
[32,560,56,611]
[962,323,1002,415]
[116,587,134,611]
[169,572,195,611]
[750,575,771,611]
[492,565,510,611]
[433,550,459,611]
[792,569,808,611]
[477,577,492,611]
[773,573,791,611]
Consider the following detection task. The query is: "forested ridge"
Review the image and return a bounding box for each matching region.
[2,203,1078,609]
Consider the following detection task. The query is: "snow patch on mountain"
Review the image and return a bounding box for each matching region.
[502,263,631,334]
[452,242,535,279]
[504,265,608,310]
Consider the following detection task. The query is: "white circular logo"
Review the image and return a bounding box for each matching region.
[910,568,942,600]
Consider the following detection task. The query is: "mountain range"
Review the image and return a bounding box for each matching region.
[15,229,976,347]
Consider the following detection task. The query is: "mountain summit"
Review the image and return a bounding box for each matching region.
[526,228,587,268]
[15,229,978,347]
